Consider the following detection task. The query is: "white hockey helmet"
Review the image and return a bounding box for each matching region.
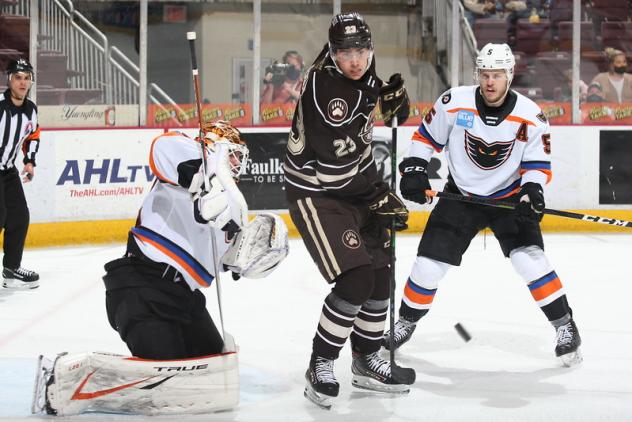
[476,43,515,85]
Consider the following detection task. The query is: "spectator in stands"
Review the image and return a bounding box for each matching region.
[590,48,632,104]
[506,0,550,42]
[463,0,500,28]
[261,50,304,105]
[586,82,605,103]
[558,69,588,103]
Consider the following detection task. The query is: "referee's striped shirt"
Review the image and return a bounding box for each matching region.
[0,88,40,171]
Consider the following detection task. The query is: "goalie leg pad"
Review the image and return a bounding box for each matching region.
[38,334,239,416]
[222,212,289,278]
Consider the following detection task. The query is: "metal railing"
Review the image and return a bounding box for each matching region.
[6,0,177,107]
[436,0,478,87]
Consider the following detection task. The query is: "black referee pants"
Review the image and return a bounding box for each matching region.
[0,168,29,269]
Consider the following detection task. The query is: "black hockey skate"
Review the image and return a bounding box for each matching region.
[555,319,582,367]
[3,267,39,289]
[382,318,416,351]
[351,351,416,393]
[304,355,339,410]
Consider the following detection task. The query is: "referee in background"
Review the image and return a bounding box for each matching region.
[0,58,40,289]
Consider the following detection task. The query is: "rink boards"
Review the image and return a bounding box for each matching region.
[11,125,632,247]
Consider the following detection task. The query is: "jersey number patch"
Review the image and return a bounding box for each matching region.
[541,133,551,154]
[333,137,357,158]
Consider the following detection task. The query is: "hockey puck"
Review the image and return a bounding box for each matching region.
[454,323,471,342]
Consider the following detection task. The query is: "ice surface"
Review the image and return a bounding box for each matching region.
[1,234,631,421]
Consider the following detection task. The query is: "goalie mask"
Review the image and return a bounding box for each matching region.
[201,120,249,179]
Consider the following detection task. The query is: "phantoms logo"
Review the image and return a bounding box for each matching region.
[56,159,155,185]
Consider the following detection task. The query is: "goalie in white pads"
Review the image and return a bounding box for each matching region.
[32,121,288,416]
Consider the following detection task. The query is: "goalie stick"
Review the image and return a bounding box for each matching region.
[425,189,632,229]
[187,31,226,339]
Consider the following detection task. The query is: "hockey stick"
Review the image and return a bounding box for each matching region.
[187,31,226,340]
[388,117,398,368]
[425,189,632,229]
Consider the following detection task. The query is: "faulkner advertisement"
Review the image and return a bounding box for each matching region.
[239,131,288,210]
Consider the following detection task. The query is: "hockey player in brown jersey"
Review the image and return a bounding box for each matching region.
[283,12,414,409]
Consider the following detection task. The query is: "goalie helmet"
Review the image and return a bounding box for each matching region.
[201,120,249,179]
[475,43,515,85]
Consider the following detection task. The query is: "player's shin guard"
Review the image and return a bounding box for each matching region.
[510,246,582,365]
[32,335,239,416]
[351,298,388,354]
[384,256,449,350]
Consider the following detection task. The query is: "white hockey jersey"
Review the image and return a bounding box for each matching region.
[409,85,552,198]
[130,131,232,291]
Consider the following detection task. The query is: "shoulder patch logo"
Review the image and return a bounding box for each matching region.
[342,229,361,249]
[23,122,33,137]
[328,98,348,122]
[536,111,547,123]
[464,130,515,170]
[442,92,451,104]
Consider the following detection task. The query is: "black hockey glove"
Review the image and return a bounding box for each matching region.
[516,182,545,222]
[399,157,432,205]
[379,73,410,127]
[367,182,409,231]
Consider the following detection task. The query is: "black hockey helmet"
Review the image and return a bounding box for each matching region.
[328,12,373,53]
[6,58,34,79]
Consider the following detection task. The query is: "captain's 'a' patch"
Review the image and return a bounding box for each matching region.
[464,130,514,170]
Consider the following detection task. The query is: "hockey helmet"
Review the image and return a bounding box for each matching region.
[6,58,34,78]
[475,43,515,85]
[328,12,374,78]
[201,120,249,179]
[328,12,373,53]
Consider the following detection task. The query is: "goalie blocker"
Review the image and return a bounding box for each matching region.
[32,334,239,416]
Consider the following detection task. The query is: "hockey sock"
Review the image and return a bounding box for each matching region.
[527,270,572,322]
[312,292,361,360]
[351,266,390,354]
[400,276,436,322]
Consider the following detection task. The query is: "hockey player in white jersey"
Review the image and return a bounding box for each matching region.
[384,43,582,367]
[31,121,289,416]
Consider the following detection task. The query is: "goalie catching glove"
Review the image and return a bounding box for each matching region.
[222,212,289,279]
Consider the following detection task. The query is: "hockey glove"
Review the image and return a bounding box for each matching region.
[380,73,410,127]
[367,182,409,230]
[190,174,231,225]
[399,157,432,205]
[516,182,545,222]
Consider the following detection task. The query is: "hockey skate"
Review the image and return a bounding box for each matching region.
[31,354,57,415]
[351,351,416,393]
[3,267,39,289]
[304,355,339,410]
[382,318,416,351]
[555,319,582,367]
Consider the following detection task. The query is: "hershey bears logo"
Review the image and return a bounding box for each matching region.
[464,130,514,170]
[342,230,361,249]
[328,98,348,122]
